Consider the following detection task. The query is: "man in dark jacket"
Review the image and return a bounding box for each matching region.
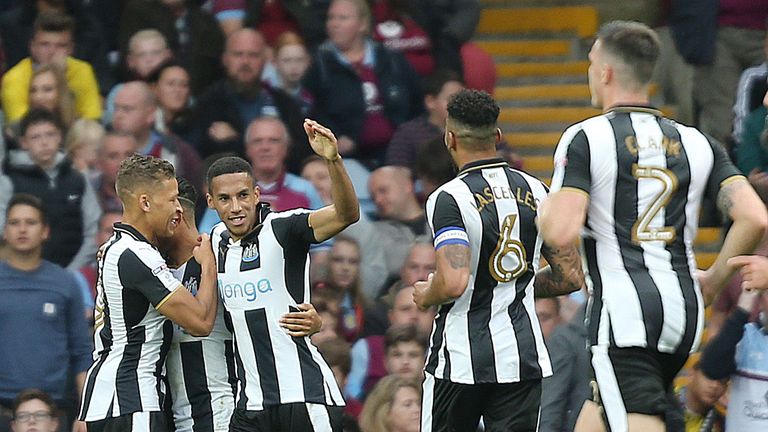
[0,109,101,270]
[191,28,310,172]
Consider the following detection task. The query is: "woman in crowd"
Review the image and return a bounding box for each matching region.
[302,0,422,167]
[322,236,372,343]
[267,31,314,115]
[148,61,194,140]
[360,376,421,432]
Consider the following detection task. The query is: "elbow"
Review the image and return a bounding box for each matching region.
[185,319,214,337]
[542,232,579,251]
[345,207,360,225]
[444,271,470,300]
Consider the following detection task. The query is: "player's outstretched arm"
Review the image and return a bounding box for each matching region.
[413,243,471,310]
[538,189,589,249]
[535,242,584,298]
[304,119,360,242]
[699,179,768,305]
[157,234,219,336]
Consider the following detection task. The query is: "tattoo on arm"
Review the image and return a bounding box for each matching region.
[535,242,584,297]
[717,182,737,216]
[443,244,470,270]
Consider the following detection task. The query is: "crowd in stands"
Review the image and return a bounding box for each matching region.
[0,1,766,432]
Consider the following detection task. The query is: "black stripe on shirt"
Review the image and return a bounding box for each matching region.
[609,113,664,349]
[425,303,453,377]
[116,326,145,413]
[180,341,214,432]
[224,339,237,401]
[217,230,231,273]
[244,309,280,406]
[461,172,499,383]
[584,238,604,346]
[291,338,327,404]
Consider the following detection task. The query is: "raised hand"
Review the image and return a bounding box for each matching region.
[303,119,340,161]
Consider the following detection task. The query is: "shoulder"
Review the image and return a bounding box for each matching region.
[3,59,31,80]
[40,261,80,294]
[66,57,95,74]
[266,208,312,223]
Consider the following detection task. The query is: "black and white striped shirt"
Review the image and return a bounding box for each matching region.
[550,106,743,355]
[166,259,236,432]
[211,206,345,411]
[79,223,180,421]
[424,158,552,384]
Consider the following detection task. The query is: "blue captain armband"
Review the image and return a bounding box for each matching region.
[434,226,469,250]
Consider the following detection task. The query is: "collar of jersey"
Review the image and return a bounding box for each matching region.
[458,157,509,176]
[605,105,663,116]
[227,203,272,245]
[113,222,155,247]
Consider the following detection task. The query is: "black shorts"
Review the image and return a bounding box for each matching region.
[421,373,541,432]
[589,345,688,429]
[86,411,170,432]
[228,403,343,432]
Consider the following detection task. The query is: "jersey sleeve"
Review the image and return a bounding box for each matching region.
[270,209,318,246]
[550,127,591,194]
[118,246,181,308]
[705,134,745,200]
[427,190,468,250]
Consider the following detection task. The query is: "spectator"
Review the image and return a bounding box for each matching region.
[359,375,421,432]
[1,12,101,124]
[0,195,91,430]
[102,29,174,126]
[311,296,342,345]
[246,116,324,211]
[732,30,768,147]
[4,64,76,144]
[119,0,225,94]
[692,1,768,145]
[539,305,590,432]
[414,136,456,199]
[91,132,137,214]
[0,109,101,270]
[241,0,330,49]
[535,297,563,341]
[74,210,122,318]
[266,31,314,116]
[148,61,194,140]
[385,69,462,170]
[112,81,203,191]
[191,28,308,169]
[0,0,113,93]
[323,235,375,343]
[674,356,727,432]
[302,155,333,205]
[6,389,60,432]
[303,0,422,165]
[700,280,768,431]
[315,337,363,429]
[384,325,427,382]
[736,87,768,174]
[398,238,436,288]
[371,0,434,77]
[347,282,435,400]
[64,119,105,177]
[346,166,429,297]
[409,0,480,78]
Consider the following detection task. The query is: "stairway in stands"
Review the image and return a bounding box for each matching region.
[474,2,721,266]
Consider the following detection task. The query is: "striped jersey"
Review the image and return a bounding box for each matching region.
[79,223,180,421]
[211,205,345,411]
[424,158,552,385]
[166,259,236,432]
[550,106,743,355]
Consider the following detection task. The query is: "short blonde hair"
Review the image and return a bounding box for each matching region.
[359,376,422,432]
[64,118,105,155]
[129,29,168,53]
[331,0,371,35]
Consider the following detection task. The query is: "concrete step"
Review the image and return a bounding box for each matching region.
[496,83,591,101]
[478,6,599,38]
[501,105,675,124]
[497,61,589,78]
[476,39,573,57]
[522,155,553,172]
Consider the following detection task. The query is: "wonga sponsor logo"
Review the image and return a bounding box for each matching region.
[220,278,273,303]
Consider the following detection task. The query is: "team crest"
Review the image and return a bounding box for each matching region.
[240,242,261,271]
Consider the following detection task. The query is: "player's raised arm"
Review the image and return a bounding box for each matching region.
[699,178,768,304]
[157,234,218,336]
[304,119,360,242]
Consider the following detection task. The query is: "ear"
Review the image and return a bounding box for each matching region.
[601,64,612,85]
[254,185,261,202]
[139,194,151,213]
[19,136,29,150]
[206,192,214,209]
[495,128,503,146]
[42,224,50,241]
[424,94,437,112]
[445,131,457,152]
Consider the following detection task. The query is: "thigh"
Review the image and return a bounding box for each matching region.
[588,345,670,431]
[482,379,542,432]
[421,373,482,432]
[228,408,269,432]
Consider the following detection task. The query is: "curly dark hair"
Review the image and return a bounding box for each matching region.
[176,175,197,212]
[115,154,175,199]
[447,89,500,129]
[206,156,253,188]
[19,108,64,137]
